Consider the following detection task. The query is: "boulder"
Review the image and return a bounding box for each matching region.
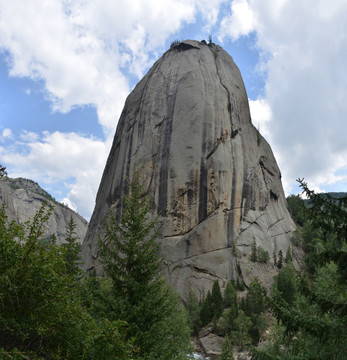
[199,332,224,357]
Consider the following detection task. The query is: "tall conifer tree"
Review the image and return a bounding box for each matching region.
[99,168,191,359]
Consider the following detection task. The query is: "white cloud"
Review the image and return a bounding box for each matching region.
[219,0,347,194]
[0,0,197,135]
[0,131,110,219]
[20,130,39,142]
[1,128,12,140]
[218,0,257,41]
[1,0,346,221]
[0,0,220,218]
[249,98,272,140]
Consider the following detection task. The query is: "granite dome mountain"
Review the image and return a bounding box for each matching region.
[81,40,297,299]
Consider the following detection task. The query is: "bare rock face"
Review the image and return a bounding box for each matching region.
[81,40,296,299]
[0,177,88,244]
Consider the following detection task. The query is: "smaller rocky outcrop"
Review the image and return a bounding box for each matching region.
[199,332,224,357]
[0,177,88,244]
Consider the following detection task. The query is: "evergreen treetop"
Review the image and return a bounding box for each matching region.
[98,168,191,359]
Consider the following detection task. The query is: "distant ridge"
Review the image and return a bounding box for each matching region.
[0,176,88,244]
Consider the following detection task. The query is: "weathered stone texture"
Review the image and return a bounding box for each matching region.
[0,177,87,244]
[81,40,296,299]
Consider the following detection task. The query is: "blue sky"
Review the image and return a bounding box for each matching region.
[1,0,347,220]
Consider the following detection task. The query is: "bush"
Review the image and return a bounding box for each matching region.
[257,246,270,263]
[0,203,135,359]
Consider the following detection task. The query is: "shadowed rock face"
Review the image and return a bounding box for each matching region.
[81,40,296,299]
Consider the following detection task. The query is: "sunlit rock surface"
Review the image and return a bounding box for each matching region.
[0,177,87,244]
[81,40,296,299]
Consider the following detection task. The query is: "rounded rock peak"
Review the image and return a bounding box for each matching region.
[82,40,296,300]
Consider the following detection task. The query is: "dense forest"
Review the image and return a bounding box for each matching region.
[0,165,346,359]
[0,169,191,360]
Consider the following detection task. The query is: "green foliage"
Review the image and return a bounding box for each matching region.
[299,179,347,280]
[200,291,213,327]
[220,336,234,360]
[257,246,270,263]
[243,280,267,317]
[284,246,293,264]
[0,203,136,359]
[219,307,237,336]
[250,239,269,263]
[99,170,162,310]
[273,265,297,306]
[211,280,223,318]
[241,279,268,344]
[83,318,137,360]
[286,194,307,226]
[256,180,347,359]
[170,39,181,48]
[230,310,252,349]
[277,250,283,269]
[236,277,245,291]
[0,164,7,177]
[62,216,81,279]
[98,168,191,359]
[219,282,239,335]
[272,249,277,266]
[200,281,224,328]
[223,281,238,311]
[186,291,201,335]
[251,239,257,262]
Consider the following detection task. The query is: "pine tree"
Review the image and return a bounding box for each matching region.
[244,279,267,316]
[242,279,268,344]
[63,216,81,279]
[274,265,297,305]
[230,310,252,349]
[277,250,283,269]
[0,164,7,177]
[220,336,234,360]
[0,203,138,360]
[285,246,293,264]
[200,290,213,327]
[236,277,245,291]
[186,290,201,335]
[98,168,191,359]
[211,280,223,319]
[223,281,238,316]
[273,249,277,266]
[251,238,257,262]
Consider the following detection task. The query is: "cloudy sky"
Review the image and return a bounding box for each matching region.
[0,0,346,220]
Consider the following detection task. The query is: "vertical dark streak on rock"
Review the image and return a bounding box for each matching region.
[123,131,134,197]
[158,56,180,216]
[185,238,191,258]
[199,162,208,223]
[135,59,162,145]
[214,54,236,248]
[214,55,233,132]
[240,132,248,218]
[199,119,208,223]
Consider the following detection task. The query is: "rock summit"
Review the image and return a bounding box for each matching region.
[82,40,296,298]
